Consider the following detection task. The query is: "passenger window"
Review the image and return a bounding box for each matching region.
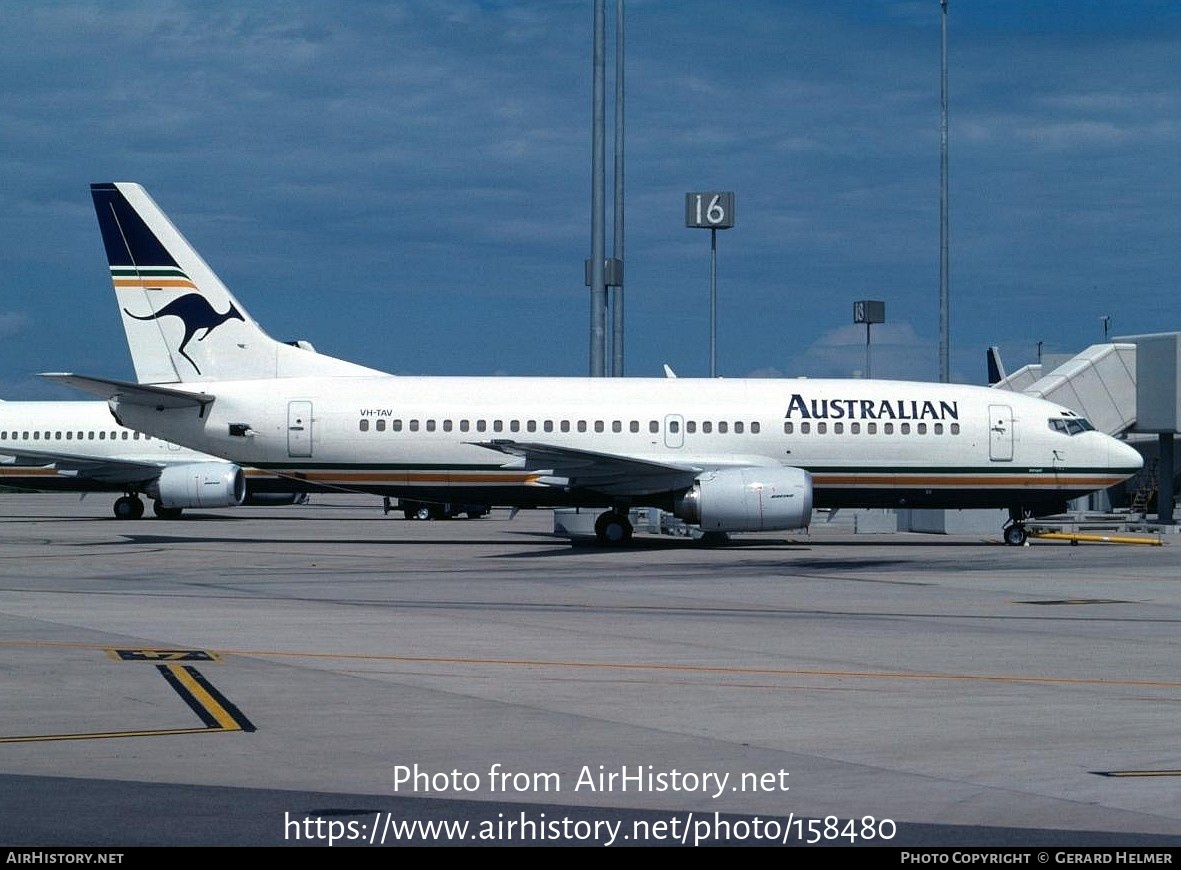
[801,422,810,434]
[612,421,621,433]
[816,422,826,434]
[669,420,680,434]
[868,423,877,434]
[686,421,697,434]
[510,420,520,433]
[578,421,587,433]
[950,423,960,435]
[493,420,503,432]
[901,423,910,435]
[630,421,639,433]
[784,422,793,434]
[594,421,604,433]
[917,423,927,434]
[543,421,553,433]
[934,423,943,435]
[884,423,894,434]
[459,420,469,432]
[751,422,760,434]
[833,422,843,434]
[735,422,744,434]
[561,421,570,433]
[409,420,419,432]
[393,420,403,432]
[527,421,537,433]
[375,419,386,432]
[426,420,436,432]
[443,420,453,432]
[851,422,860,434]
[703,421,712,434]
[476,420,487,432]
[719,422,728,434]
[649,421,658,434]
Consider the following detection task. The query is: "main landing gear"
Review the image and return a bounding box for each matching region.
[112,494,184,520]
[594,509,634,547]
[113,495,144,520]
[1002,507,1031,546]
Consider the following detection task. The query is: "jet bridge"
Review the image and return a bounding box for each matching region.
[993,336,1181,525]
[992,343,1136,436]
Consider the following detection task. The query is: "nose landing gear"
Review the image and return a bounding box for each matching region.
[1003,507,1032,546]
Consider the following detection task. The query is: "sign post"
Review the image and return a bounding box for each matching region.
[685,192,735,377]
[854,300,886,378]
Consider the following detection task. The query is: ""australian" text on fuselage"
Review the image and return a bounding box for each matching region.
[785,394,959,421]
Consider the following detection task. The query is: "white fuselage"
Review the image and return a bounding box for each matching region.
[108,375,1143,513]
[0,401,202,490]
[0,401,279,496]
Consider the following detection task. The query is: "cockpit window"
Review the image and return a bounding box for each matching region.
[1049,417,1095,436]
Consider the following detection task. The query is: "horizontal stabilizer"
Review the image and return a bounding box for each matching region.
[39,373,212,409]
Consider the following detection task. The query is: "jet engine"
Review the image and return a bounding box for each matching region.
[148,462,247,509]
[673,467,813,532]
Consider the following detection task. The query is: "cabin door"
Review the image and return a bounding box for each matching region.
[988,404,1013,461]
[288,401,313,457]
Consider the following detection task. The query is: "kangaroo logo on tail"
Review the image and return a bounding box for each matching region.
[124,293,245,375]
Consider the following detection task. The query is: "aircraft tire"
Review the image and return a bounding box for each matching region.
[1003,524,1027,546]
[113,496,144,520]
[594,511,633,547]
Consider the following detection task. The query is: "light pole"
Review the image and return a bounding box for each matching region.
[939,0,950,382]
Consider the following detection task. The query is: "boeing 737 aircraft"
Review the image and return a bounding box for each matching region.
[47,182,1143,546]
[0,399,299,518]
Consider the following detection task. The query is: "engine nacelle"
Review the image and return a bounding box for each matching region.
[673,467,813,532]
[149,462,247,509]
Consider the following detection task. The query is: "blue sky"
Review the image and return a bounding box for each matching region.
[1,1,1179,398]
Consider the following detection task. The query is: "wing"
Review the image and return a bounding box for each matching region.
[0,446,163,486]
[473,440,701,497]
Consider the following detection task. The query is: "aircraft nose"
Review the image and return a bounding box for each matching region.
[1111,439,1144,475]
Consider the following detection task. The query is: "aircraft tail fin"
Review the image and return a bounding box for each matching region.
[986,346,1006,386]
[90,182,383,384]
